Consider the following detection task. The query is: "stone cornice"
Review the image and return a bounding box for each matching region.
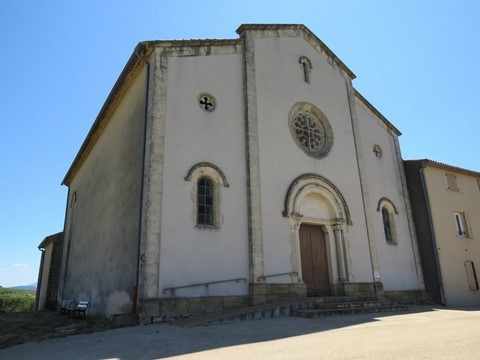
[142,39,243,50]
[236,24,356,80]
[354,89,402,136]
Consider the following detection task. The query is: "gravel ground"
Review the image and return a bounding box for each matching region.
[1,305,479,360]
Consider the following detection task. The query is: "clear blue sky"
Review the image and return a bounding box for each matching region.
[1,0,479,287]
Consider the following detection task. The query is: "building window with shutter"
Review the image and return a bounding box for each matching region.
[465,261,479,291]
[454,212,469,238]
[446,173,459,192]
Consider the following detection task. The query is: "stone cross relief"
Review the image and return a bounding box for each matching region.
[199,95,214,111]
[373,144,382,157]
[299,56,312,83]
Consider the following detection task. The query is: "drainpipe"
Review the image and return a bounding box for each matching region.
[419,164,446,304]
[133,43,150,314]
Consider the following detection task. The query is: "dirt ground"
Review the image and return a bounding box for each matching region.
[0,310,117,349]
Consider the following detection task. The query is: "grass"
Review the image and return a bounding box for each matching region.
[0,310,117,349]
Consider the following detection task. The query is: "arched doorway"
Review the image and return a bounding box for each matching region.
[284,174,352,296]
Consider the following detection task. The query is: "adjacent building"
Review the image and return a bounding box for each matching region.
[51,24,425,319]
[36,232,64,310]
[404,160,480,306]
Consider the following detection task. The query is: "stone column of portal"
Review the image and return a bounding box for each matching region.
[334,225,347,283]
[237,27,265,304]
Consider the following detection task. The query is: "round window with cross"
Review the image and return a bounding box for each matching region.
[198,93,216,112]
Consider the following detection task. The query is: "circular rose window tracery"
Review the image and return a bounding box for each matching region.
[289,103,333,159]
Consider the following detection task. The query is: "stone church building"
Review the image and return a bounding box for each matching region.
[56,24,424,319]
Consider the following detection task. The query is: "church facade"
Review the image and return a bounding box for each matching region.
[57,24,424,319]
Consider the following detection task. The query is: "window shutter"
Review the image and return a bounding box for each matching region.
[465,261,479,291]
[446,173,459,192]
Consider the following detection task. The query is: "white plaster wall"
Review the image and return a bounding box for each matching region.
[355,98,420,290]
[60,68,146,316]
[252,36,373,283]
[425,166,480,305]
[160,52,249,297]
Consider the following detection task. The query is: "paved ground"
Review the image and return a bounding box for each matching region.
[1,305,479,359]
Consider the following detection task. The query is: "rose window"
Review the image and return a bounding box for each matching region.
[289,103,333,159]
[293,111,326,152]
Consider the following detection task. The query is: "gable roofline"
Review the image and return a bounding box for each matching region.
[354,89,402,136]
[61,38,243,186]
[405,159,480,178]
[38,232,63,250]
[62,42,152,186]
[236,24,356,80]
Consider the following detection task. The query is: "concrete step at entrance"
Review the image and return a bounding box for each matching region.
[168,297,400,327]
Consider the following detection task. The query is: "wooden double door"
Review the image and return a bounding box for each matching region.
[299,224,331,296]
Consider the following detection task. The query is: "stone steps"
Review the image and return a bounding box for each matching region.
[168,296,407,327]
[292,301,409,318]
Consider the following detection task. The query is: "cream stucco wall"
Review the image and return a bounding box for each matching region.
[355,98,420,290]
[59,67,147,316]
[159,50,249,297]
[424,166,480,305]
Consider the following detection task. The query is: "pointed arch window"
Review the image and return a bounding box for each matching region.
[197,177,214,225]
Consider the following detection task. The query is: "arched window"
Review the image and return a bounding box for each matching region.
[382,207,393,243]
[377,198,398,245]
[197,177,214,225]
[185,162,229,230]
[299,56,312,83]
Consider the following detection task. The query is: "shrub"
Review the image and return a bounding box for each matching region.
[0,290,36,313]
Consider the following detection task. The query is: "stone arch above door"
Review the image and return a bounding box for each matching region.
[283,173,352,225]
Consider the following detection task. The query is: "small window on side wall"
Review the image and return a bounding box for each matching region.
[465,261,479,291]
[454,212,469,238]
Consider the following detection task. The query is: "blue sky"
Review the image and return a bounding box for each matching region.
[1,0,479,287]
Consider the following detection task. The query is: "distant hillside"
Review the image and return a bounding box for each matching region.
[9,283,37,291]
